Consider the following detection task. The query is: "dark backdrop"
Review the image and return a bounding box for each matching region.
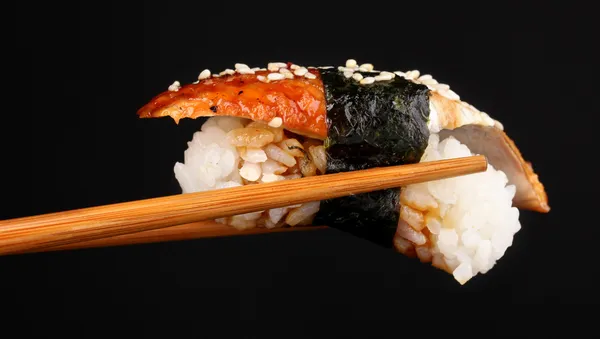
[3,1,598,337]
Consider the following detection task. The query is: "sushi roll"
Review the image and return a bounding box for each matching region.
[137,60,549,284]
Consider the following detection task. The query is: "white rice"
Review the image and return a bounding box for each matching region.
[173,116,323,230]
[396,134,521,284]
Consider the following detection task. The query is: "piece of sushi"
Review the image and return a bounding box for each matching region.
[137,60,549,284]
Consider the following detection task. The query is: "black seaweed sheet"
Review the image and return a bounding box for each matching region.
[314,69,431,248]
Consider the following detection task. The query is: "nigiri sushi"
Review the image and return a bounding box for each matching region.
[137,60,549,284]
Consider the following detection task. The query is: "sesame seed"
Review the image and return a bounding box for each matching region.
[346,59,357,68]
[338,66,345,71]
[405,70,420,79]
[343,71,354,78]
[360,77,375,85]
[192,80,199,84]
[235,63,249,70]
[440,89,460,101]
[284,73,294,79]
[257,75,268,83]
[198,69,211,80]
[259,68,267,71]
[290,64,300,70]
[267,73,285,81]
[304,72,316,79]
[394,71,406,77]
[352,73,363,81]
[380,71,395,78]
[212,74,221,78]
[360,63,374,71]
[420,78,438,85]
[294,67,308,76]
[268,62,287,71]
[220,69,235,76]
[237,68,255,74]
[168,81,181,92]
[319,66,334,69]
[268,117,283,128]
[279,68,291,74]
[418,74,432,81]
[251,67,261,71]
[435,83,450,91]
[374,74,393,81]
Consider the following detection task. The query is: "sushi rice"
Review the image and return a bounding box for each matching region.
[394,134,520,284]
[173,115,518,284]
[174,116,325,231]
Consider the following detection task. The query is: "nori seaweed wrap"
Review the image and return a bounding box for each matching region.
[314,69,431,248]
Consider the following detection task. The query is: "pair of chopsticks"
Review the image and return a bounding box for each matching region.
[0,155,487,256]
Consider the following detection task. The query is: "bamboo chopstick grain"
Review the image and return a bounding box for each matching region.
[24,222,328,254]
[0,155,487,256]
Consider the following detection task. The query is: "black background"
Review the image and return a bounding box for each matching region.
[3,1,598,337]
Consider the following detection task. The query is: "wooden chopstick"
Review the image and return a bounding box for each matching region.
[23,221,328,254]
[0,155,487,256]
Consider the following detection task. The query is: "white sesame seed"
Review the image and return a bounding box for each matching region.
[251,67,261,71]
[360,77,375,85]
[360,63,374,71]
[346,59,357,68]
[440,89,460,101]
[294,67,308,76]
[259,68,267,71]
[358,66,369,72]
[268,62,286,71]
[257,75,268,83]
[279,68,291,74]
[267,73,285,81]
[380,71,395,78]
[352,73,363,81]
[435,83,450,91]
[237,68,255,74]
[319,66,334,69]
[284,73,294,79]
[192,80,199,84]
[394,71,406,77]
[343,71,354,78]
[198,69,211,80]
[268,117,283,128]
[220,69,235,76]
[420,78,438,85]
[338,66,345,71]
[418,74,432,81]
[374,74,393,81]
[290,64,300,70]
[212,74,221,78]
[235,63,249,70]
[405,70,420,79]
[304,72,316,79]
[168,81,181,92]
